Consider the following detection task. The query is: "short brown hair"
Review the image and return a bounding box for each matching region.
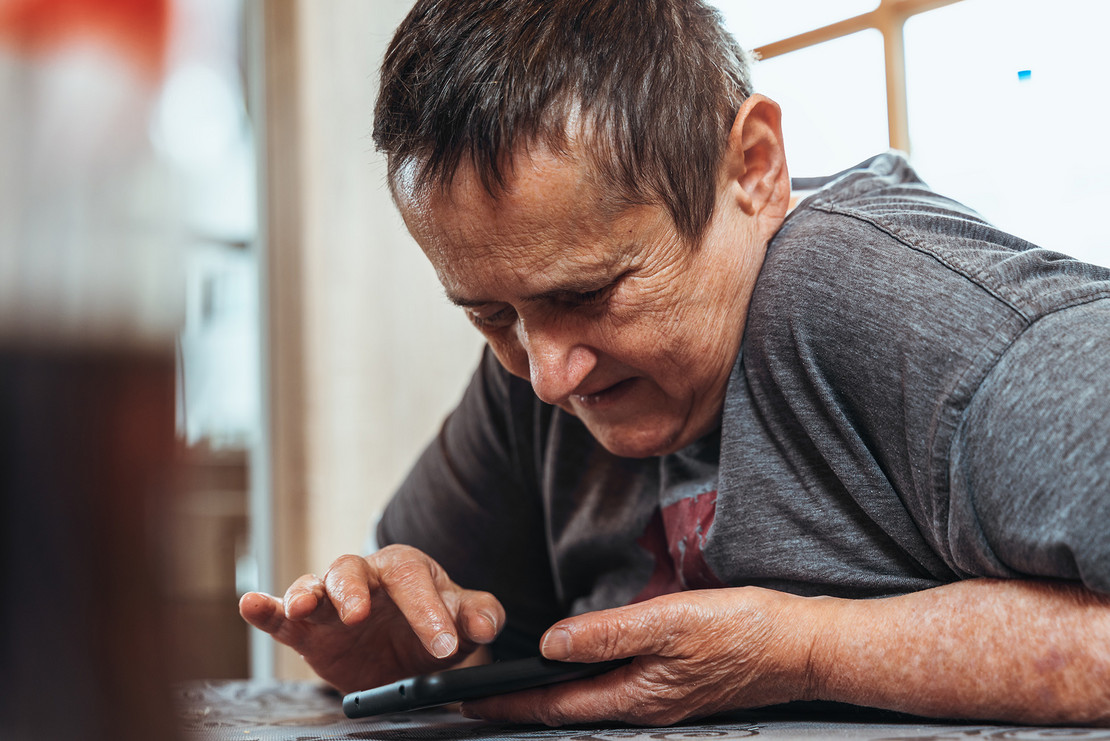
[373,0,754,243]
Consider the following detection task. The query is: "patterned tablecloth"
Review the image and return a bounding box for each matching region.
[176,681,1110,741]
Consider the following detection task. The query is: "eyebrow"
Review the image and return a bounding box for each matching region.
[445,276,617,308]
[445,293,487,308]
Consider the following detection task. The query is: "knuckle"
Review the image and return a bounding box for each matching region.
[520,686,570,727]
[262,613,285,634]
[611,667,694,725]
[603,628,626,658]
[328,553,365,573]
[534,703,566,727]
[470,588,496,604]
[323,556,365,591]
[288,572,319,592]
[376,545,449,584]
[379,556,429,589]
[376,543,421,565]
[592,617,629,657]
[322,556,371,607]
[468,590,504,618]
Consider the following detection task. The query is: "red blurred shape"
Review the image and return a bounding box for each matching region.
[0,0,170,80]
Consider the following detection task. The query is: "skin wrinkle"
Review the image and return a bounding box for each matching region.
[394,103,783,457]
[464,588,818,726]
[245,543,503,692]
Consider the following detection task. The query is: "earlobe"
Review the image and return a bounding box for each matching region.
[724,94,790,224]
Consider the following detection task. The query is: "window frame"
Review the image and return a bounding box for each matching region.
[752,0,965,154]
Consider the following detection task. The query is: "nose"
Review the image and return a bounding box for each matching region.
[516,318,596,405]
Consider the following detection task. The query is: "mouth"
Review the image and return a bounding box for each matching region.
[570,377,638,410]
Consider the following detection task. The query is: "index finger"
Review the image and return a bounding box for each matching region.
[323,546,460,660]
[371,546,462,659]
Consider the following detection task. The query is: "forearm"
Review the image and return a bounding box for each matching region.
[807,579,1110,725]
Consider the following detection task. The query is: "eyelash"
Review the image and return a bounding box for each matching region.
[466,276,625,329]
[562,272,629,308]
[567,287,608,306]
[469,306,517,329]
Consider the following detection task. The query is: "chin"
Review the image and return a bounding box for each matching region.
[587,421,683,459]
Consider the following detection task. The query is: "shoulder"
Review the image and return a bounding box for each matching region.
[748,152,1110,368]
[738,154,1110,568]
[769,153,1110,320]
[745,155,1015,393]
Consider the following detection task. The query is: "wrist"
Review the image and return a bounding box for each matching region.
[742,588,847,705]
[787,593,847,704]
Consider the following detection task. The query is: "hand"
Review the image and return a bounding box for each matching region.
[461,587,823,726]
[239,544,506,693]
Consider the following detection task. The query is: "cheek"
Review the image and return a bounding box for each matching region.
[631,309,731,390]
[485,331,530,381]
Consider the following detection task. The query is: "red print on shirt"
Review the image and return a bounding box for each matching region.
[632,490,725,603]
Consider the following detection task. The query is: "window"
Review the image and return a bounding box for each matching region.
[713,0,1110,267]
[905,0,1110,267]
[749,29,887,177]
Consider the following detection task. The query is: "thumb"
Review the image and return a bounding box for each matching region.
[239,591,308,651]
[540,600,682,662]
[239,591,285,634]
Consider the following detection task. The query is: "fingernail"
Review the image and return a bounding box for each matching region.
[459,705,479,719]
[471,611,497,642]
[431,631,457,659]
[541,628,571,660]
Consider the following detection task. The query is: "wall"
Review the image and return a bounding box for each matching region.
[258,0,484,678]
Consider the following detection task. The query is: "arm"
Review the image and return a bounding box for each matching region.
[814,578,1110,724]
[463,578,1110,726]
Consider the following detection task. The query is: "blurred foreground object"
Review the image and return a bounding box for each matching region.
[0,0,183,739]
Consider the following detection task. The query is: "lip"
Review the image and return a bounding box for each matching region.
[570,377,638,410]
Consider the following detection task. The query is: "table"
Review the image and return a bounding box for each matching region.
[176,681,1110,741]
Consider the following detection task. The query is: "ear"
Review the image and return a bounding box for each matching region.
[721,94,790,236]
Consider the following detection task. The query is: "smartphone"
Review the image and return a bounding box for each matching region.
[342,656,630,718]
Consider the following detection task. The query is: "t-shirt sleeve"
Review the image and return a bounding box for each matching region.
[948,299,1110,594]
[376,346,561,655]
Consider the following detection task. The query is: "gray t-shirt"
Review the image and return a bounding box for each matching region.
[379,153,1110,655]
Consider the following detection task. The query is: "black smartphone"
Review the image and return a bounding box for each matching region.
[342,656,630,718]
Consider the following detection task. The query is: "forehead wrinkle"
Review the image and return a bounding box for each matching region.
[409,141,662,309]
[402,139,636,250]
[443,238,637,308]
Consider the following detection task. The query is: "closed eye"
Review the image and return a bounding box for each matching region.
[553,272,628,308]
[466,304,517,330]
[567,287,607,305]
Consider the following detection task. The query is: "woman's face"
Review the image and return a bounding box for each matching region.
[396,146,772,457]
